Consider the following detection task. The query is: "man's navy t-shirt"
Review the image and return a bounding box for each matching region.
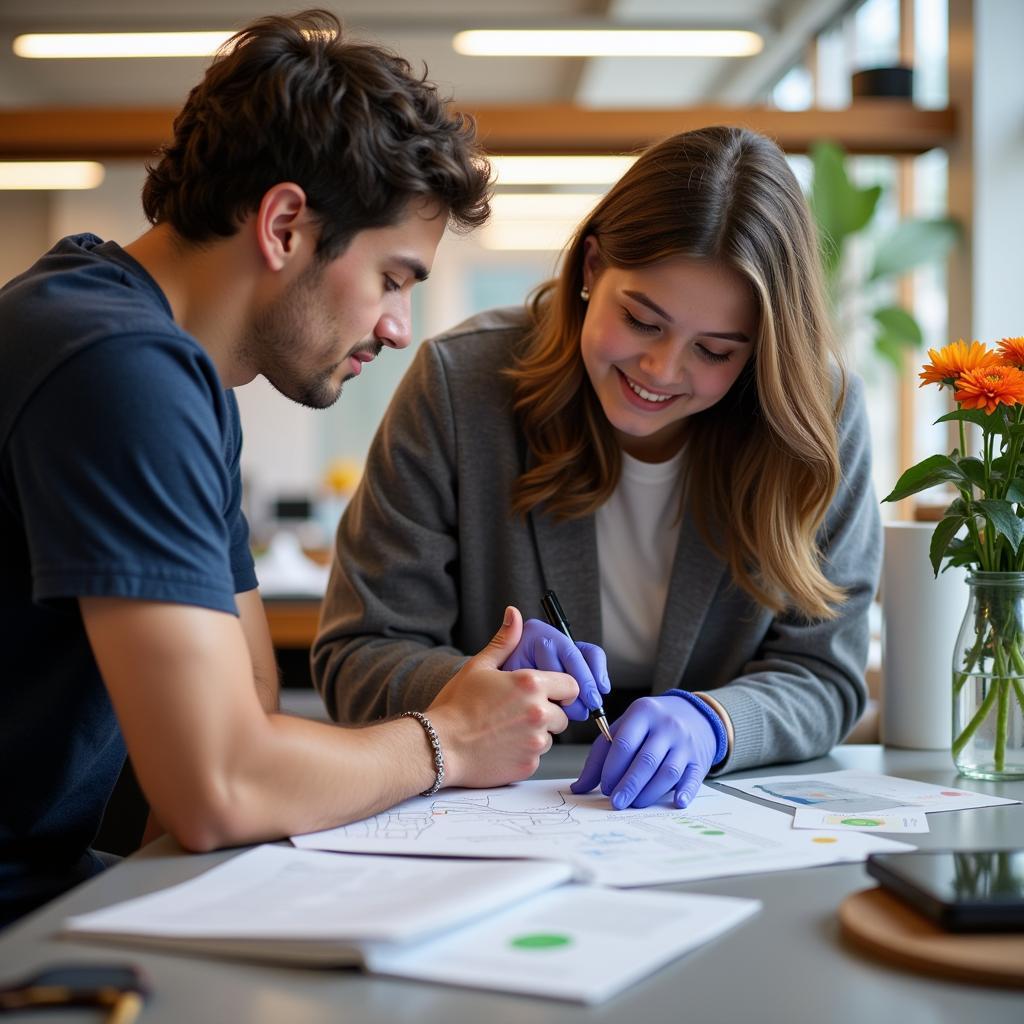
[0,234,258,926]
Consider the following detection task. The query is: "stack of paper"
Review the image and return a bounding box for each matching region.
[63,845,759,1004]
[292,778,915,886]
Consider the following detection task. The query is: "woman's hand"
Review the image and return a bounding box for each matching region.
[570,694,722,809]
[502,619,611,722]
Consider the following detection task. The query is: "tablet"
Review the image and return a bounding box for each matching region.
[866,849,1024,932]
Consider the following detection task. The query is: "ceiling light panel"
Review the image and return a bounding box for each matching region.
[453,29,763,58]
[490,193,603,220]
[492,155,636,186]
[0,162,105,190]
[13,32,232,59]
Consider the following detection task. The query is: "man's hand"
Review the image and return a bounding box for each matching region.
[570,694,722,809]
[428,607,579,789]
[502,619,611,721]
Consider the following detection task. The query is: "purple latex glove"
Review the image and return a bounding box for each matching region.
[570,694,719,809]
[501,618,611,722]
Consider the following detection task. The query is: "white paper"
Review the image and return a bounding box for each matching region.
[64,845,573,945]
[365,885,760,1004]
[292,779,913,887]
[718,769,1020,814]
[791,805,930,833]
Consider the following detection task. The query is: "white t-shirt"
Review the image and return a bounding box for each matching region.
[596,448,685,692]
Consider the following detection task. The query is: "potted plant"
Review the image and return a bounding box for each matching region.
[809,140,959,367]
[884,338,1024,779]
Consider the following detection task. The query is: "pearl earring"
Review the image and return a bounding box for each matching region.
[580,285,590,302]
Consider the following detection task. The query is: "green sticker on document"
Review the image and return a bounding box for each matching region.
[510,933,572,950]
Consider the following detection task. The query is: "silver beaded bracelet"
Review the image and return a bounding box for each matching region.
[401,711,445,796]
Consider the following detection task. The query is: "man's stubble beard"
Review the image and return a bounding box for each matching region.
[243,264,346,411]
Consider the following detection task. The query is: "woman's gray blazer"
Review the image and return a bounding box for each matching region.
[312,307,882,772]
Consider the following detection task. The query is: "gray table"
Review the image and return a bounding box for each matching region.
[2,746,1022,1023]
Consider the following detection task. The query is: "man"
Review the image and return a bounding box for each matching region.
[0,10,577,927]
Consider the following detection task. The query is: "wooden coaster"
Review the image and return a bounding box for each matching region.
[838,887,1024,988]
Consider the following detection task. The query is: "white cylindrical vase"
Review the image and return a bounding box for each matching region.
[882,521,968,750]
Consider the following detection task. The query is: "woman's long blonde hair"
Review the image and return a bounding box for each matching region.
[506,126,846,621]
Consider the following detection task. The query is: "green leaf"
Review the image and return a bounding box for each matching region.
[944,538,978,568]
[935,408,1008,434]
[868,217,960,281]
[930,515,967,576]
[945,497,970,518]
[1006,481,1024,504]
[957,457,988,491]
[810,141,882,283]
[874,334,906,368]
[976,499,1024,553]
[873,306,924,347]
[882,454,967,503]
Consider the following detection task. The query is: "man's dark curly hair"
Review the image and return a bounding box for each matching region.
[142,9,490,259]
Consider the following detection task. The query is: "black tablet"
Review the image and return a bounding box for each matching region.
[866,849,1024,932]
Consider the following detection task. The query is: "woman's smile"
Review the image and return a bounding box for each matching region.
[616,368,683,409]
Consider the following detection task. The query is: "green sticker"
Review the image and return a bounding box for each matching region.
[701,830,725,835]
[840,817,882,827]
[510,933,572,950]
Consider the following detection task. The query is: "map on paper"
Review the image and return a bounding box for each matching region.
[292,779,913,887]
[718,769,1021,815]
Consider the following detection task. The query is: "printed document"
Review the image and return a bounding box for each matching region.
[63,845,573,958]
[292,779,913,886]
[62,844,760,1003]
[791,806,930,833]
[718,769,1020,814]
[365,885,760,1004]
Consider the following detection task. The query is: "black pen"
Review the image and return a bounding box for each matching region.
[541,589,613,743]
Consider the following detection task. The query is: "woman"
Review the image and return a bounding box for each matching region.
[312,126,881,810]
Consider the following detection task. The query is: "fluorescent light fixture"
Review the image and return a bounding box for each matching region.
[13,31,233,59]
[491,193,602,221]
[492,155,636,186]
[454,29,763,58]
[479,193,603,250]
[0,161,105,190]
[479,220,578,251]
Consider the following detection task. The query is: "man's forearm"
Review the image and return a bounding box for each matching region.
[83,598,570,855]
[178,712,436,851]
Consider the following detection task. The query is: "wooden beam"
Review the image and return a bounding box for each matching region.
[470,102,956,155]
[0,108,176,160]
[0,102,956,160]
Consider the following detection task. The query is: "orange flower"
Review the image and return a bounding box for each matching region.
[954,364,1024,414]
[997,336,1024,369]
[919,340,1001,388]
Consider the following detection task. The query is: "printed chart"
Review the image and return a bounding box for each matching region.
[293,780,912,887]
[719,769,1020,815]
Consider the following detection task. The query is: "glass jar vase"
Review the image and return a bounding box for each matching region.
[952,571,1024,780]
